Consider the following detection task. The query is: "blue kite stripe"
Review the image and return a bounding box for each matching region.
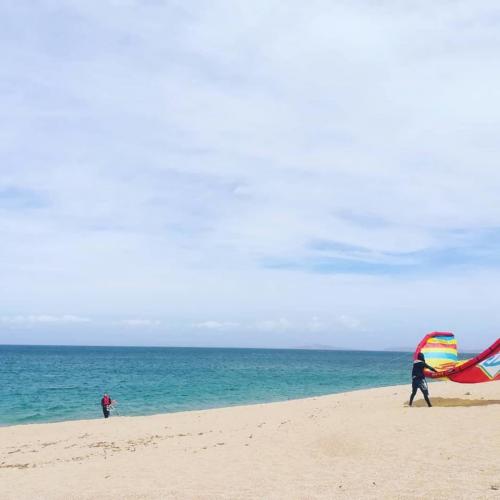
[431,336,455,342]
[425,352,457,361]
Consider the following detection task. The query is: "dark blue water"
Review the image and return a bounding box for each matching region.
[0,345,413,426]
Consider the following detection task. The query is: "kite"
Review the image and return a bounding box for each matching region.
[414,332,500,383]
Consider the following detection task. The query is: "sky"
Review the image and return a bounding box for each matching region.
[1,1,500,350]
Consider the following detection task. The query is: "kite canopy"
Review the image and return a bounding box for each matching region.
[414,332,500,383]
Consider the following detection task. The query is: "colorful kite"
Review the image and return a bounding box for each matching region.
[414,332,500,383]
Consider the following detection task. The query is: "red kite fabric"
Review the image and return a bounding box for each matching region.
[414,332,500,383]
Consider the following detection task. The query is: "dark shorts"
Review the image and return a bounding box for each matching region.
[102,406,110,418]
[412,377,428,392]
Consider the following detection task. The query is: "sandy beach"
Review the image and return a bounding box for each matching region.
[1,382,499,500]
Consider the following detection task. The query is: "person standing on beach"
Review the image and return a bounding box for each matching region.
[409,353,438,407]
[101,393,112,418]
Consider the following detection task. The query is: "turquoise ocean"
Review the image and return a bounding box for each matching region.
[0,345,414,426]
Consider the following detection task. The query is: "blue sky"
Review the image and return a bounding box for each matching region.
[1,1,500,350]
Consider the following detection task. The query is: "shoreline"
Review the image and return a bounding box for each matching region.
[1,382,499,499]
[0,346,415,430]
[0,382,414,430]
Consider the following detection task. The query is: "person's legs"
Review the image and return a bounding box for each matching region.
[102,406,110,418]
[421,389,432,407]
[417,379,432,407]
[409,381,418,406]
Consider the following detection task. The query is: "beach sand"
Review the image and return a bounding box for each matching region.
[1,382,499,499]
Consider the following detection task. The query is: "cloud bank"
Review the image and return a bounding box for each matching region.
[1,1,500,349]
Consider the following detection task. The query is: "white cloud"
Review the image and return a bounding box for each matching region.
[255,318,292,332]
[337,315,362,331]
[307,316,325,332]
[117,319,161,327]
[0,315,91,325]
[192,320,240,330]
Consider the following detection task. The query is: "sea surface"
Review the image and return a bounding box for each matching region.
[0,345,415,426]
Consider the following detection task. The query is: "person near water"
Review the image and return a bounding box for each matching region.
[409,353,438,407]
[101,393,112,418]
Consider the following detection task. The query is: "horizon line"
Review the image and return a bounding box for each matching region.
[0,343,482,353]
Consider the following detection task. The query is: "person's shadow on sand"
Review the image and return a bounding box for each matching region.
[406,397,500,407]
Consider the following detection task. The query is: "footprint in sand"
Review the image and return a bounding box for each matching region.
[41,442,58,448]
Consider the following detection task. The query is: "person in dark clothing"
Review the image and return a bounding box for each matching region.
[409,353,438,407]
[101,393,112,418]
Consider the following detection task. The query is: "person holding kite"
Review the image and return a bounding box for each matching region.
[409,352,438,407]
